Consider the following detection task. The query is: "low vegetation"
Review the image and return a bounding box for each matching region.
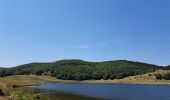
[11,90,48,100]
[155,72,170,80]
[0,75,59,100]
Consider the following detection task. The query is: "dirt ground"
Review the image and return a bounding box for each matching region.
[0,96,10,100]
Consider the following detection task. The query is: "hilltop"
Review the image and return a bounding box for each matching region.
[0,59,161,80]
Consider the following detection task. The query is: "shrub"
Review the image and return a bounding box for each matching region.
[33,94,41,99]
[163,73,170,80]
[155,73,163,80]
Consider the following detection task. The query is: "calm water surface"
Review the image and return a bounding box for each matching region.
[26,83,170,100]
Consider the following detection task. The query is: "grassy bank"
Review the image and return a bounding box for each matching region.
[0,75,57,100]
[0,75,82,100]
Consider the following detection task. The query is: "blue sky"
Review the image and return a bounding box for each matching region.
[0,0,170,67]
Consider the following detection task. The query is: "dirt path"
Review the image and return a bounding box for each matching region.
[0,96,10,100]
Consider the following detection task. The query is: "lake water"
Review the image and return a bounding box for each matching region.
[26,83,170,100]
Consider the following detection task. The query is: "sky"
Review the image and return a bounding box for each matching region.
[0,0,170,67]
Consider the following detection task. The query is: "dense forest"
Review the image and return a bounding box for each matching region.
[0,60,162,80]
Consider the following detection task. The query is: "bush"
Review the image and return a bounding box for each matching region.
[33,94,41,99]
[163,73,170,80]
[148,74,152,76]
[11,90,48,100]
[155,73,163,80]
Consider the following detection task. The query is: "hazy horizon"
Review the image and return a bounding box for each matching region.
[0,0,170,67]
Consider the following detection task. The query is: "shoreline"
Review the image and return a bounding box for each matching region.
[0,74,170,100]
[46,79,170,85]
[1,73,170,88]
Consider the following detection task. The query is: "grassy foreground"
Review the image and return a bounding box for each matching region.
[0,75,50,100]
[0,75,80,100]
[0,70,170,100]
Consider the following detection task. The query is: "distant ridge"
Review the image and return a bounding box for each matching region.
[0,59,163,80]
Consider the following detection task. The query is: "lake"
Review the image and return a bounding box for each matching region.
[25,83,170,100]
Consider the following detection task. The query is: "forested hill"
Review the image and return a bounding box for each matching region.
[0,60,162,80]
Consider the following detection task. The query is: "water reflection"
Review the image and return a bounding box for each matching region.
[23,87,108,100]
